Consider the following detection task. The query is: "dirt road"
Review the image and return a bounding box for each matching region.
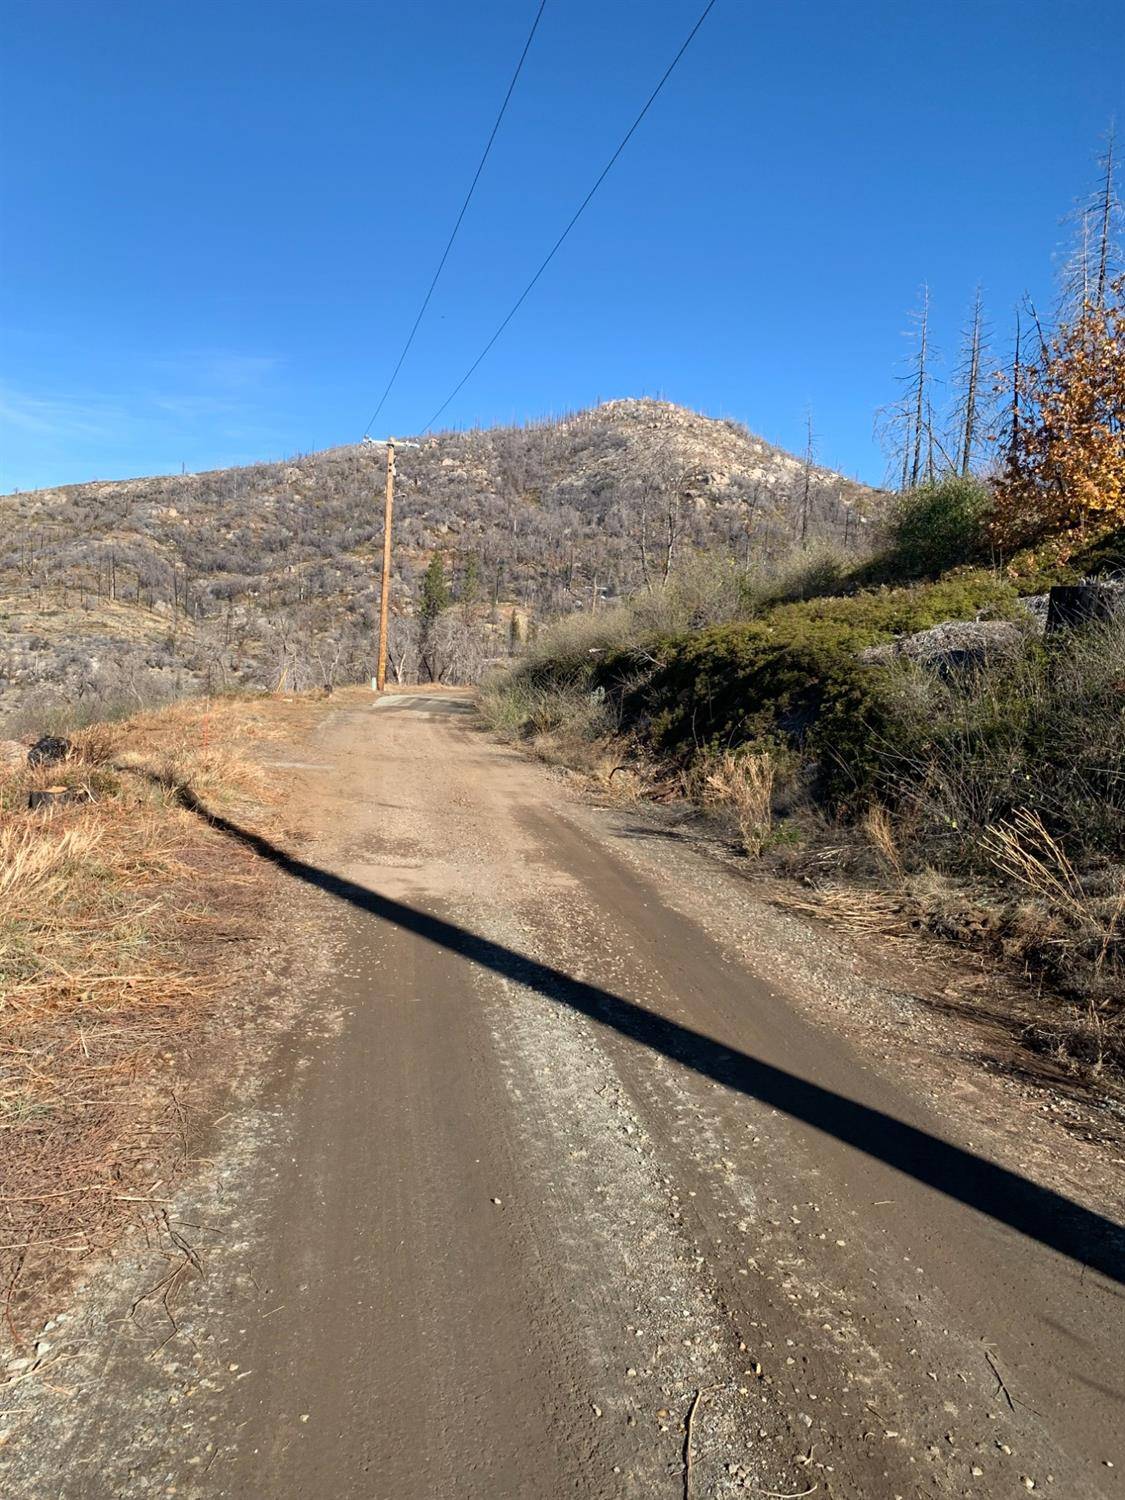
[11,691,1124,1498]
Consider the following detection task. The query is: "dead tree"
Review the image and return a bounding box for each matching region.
[1095,123,1119,309]
[1062,124,1121,317]
[1010,308,1022,460]
[954,286,987,475]
[908,286,932,488]
[624,440,690,585]
[800,411,814,544]
[637,509,650,588]
[995,306,1025,504]
[876,285,938,491]
[661,495,683,582]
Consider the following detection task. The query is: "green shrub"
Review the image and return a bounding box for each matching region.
[590,625,888,809]
[495,571,1025,812]
[859,476,993,583]
[877,618,1125,865]
[1072,524,1125,579]
[765,543,851,605]
[757,570,1020,653]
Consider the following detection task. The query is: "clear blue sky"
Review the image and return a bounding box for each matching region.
[1,0,1121,492]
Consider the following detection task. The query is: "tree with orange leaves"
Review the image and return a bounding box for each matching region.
[992,275,1125,552]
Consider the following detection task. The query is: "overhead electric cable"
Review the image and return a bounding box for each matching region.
[421,0,718,434]
[362,0,549,437]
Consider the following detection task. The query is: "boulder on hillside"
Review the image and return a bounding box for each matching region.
[861,619,1026,675]
[28,735,72,767]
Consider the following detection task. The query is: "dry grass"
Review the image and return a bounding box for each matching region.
[776,882,916,940]
[700,751,776,858]
[777,827,1124,1079]
[980,808,1125,1072]
[982,808,1087,916]
[862,803,903,878]
[0,694,291,1345]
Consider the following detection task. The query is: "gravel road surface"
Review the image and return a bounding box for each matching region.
[6,690,1123,1498]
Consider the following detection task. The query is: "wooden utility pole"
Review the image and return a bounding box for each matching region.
[376,438,396,692]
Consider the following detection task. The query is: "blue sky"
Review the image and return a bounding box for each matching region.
[1,0,1121,492]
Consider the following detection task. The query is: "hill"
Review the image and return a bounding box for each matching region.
[0,399,879,726]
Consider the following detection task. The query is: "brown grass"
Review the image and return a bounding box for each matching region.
[980,808,1125,1072]
[862,803,903,878]
[700,751,776,857]
[0,695,292,1346]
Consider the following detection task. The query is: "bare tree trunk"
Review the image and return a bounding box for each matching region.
[1006,307,1023,489]
[959,286,983,476]
[800,411,814,543]
[910,286,930,489]
[1096,123,1116,310]
[662,512,673,581]
[747,482,759,534]
[639,502,652,590]
[1076,208,1092,311]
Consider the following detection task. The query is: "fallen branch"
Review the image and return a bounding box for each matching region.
[682,1384,720,1500]
[985,1348,1016,1413]
[683,1387,704,1500]
[984,1346,1043,1418]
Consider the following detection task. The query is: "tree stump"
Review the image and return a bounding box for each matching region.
[1045,583,1118,634]
[27,786,91,810]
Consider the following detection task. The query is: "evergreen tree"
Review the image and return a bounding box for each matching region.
[418,552,450,629]
[458,551,482,608]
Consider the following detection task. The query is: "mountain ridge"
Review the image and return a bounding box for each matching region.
[0,398,882,725]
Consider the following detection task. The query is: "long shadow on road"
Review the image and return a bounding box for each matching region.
[184,792,1125,1288]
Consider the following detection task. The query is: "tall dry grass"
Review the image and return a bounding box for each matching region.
[980,808,1124,1070]
[862,803,903,877]
[700,751,776,857]
[0,694,290,1344]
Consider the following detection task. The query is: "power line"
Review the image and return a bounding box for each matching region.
[362,0,549,438]
[421,0,719,435]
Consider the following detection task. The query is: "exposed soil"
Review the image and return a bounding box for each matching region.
[1,688,1122,1498]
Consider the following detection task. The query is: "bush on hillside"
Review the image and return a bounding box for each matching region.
[878,617,1125,865]
[765,544,851,604]
[757,571,1020,652]
[588,626,888,810]
[501,572,1026,809]
[882,476,993,577]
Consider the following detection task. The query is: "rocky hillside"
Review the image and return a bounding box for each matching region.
[0,399,879,725]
